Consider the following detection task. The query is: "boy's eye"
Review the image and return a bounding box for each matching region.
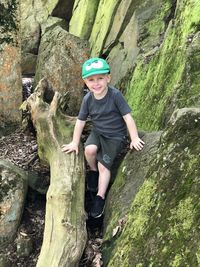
[88,78,94,82]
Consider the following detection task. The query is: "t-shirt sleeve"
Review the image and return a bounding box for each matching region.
[78,95,89,121]
[115,90,131,116]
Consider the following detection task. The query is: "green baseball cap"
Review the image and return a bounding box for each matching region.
[82,57,110,79]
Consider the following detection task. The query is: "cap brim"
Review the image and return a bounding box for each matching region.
[82,70,110,79]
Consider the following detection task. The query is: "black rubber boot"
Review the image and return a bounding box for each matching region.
[86,170,99,192]
[89,195,105,218]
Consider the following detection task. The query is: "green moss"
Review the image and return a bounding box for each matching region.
[103,109,200,266]
[111,163,126,190]
[69,0,100,39]
[103,163,126,242]
[138,1,172,50]
[127,179,157,238]
[126,1,200,131]
[171,254,184,267]
[196,247,200,265]
[168,197,195,239]
[0,0,19,45]
[89,0,121,55]
[107,179,157,267]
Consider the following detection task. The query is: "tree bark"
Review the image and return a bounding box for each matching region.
[25,78,87,267]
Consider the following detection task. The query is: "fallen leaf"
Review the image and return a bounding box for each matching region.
[112,225,120,237]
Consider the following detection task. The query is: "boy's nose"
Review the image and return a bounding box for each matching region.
[93,80,99,85]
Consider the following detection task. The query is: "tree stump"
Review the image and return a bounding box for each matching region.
[25,78,87,267]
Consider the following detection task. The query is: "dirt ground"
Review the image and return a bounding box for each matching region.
[0,128,104,267]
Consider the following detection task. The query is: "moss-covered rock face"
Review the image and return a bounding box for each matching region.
[69,0,100,39]
[69,0,175,92]
[103,131,161,266]
[107,0,171,88]
[103,108,200,266]
[103,131,162,240]
[89,0,121,56]
[126,1,200,131]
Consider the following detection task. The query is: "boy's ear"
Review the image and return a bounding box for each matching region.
[107,74,111,82]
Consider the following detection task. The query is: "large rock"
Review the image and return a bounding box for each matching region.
[105,0,139,86]
[88,0,170,87]
[21,0,75,75]
[103,131,162,264]
[106,0,167,87]
[21,52,38,75]
[34,17,89,115]
[89,0,121,56]
[69,0,100,39]
[0,1,22,134]
[125,0,200,131]
[103,108,200,266]
[21,10,41,75]
[0,160,28,247]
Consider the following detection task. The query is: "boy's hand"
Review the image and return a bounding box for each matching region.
[130,137,145,151]
[61,142,79,155]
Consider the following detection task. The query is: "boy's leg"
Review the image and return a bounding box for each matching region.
[89,136,125,218]
[84,144,98,171]
[85,144,99,192]
[97,162,111,199]
[89,163,110,218]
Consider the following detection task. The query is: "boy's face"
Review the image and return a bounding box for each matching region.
[83,74,111,98]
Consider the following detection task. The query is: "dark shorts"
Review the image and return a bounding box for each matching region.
[84,130,126,170]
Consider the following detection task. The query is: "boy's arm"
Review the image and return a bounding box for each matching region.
[61,119,86,155]
[123,113,144,151]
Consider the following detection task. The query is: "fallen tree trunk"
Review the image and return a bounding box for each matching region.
[25,78,87,267]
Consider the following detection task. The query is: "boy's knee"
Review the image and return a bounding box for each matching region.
[84,145,98,157]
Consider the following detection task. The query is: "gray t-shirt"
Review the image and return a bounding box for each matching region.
[78,86,131,139]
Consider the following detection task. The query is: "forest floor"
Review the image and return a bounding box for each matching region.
[0,127,105,267]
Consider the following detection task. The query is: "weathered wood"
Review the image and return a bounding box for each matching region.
[26,78,87,267]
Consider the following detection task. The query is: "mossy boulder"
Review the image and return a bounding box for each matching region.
[104,131,162,240]
[103,108,200,266]
[126,0,200,131]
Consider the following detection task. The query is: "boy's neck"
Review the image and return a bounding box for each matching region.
[93,86,109,100]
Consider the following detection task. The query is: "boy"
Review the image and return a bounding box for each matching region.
[62,57,144,218]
